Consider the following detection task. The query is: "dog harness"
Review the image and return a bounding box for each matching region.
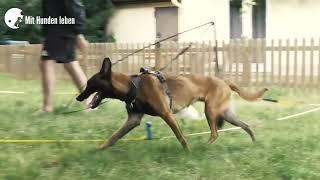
[125,67,173,115]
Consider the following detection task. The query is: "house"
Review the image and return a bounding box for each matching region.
[109,0,229,42]
[109,0,320,43]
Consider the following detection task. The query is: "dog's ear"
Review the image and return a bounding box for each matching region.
[100,57,112,79]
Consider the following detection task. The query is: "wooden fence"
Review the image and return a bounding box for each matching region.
[0,38,319,88]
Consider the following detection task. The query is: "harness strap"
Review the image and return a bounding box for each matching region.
[125,75,139,109]
[140,68,173,109]
[125,68,173,111]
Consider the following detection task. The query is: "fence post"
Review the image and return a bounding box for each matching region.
[301,38,306,87]
[214,39,220,77]
[24,45,30,79]
[12,44,26,80]
[318,38,320,87]
[242,38,251,86]
[174,42,179,74]
[285,39,290,87]
[235,39,240,83]
[221,40,226,78]
[0,46,4,72]
[155,34,161,70]
[5,45,12,74]
[182,42,187,74]
[310,38,314,87]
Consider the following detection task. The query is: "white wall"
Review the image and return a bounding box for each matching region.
[108,7,156,43]
[108,0,230,43]
[267,0,320,39]
[178,0,229,41]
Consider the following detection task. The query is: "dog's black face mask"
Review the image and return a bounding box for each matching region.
[76,58,113,108]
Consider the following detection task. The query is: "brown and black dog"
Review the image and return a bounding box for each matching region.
[77,58,268,151]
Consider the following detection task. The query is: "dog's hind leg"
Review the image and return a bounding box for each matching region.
[204,102,220,144]
[223,108,255,142]
[99,113,144,150]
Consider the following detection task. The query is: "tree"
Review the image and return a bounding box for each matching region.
[82,0,115,42]
[0,0,115,43]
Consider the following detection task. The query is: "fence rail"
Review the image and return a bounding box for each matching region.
[0,38,319,88]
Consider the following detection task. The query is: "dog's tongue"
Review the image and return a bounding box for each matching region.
[89,92,104,109]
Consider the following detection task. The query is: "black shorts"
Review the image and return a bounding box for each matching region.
[41,36,76,63]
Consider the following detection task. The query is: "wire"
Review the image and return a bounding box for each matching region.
[112,21,215,65]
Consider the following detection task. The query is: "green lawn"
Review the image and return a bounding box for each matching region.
[0,73,320,180]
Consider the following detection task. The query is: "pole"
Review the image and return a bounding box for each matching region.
[213,24,220,77]
[146,121,153,140]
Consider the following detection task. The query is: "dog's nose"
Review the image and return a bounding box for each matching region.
[76,95,84,102]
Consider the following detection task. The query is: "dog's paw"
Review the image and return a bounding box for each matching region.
[98,143,108,150]
[207,136,218,144]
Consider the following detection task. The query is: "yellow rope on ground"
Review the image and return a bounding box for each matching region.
[0,128,241,143]
[0,91,76,95]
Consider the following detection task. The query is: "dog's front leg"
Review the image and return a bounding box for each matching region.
[161,112,190,151]
[99,113,144,150]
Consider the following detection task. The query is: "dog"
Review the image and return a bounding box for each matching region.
[76,58,268,151]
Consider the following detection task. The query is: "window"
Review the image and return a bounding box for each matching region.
[252,0,266,38]
[230,0,243,39]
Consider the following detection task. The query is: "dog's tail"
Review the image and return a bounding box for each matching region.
[224,80,268,101]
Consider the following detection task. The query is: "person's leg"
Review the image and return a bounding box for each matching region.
[63,61,87,92]
[39,59,56,112]
[63,61,93,106]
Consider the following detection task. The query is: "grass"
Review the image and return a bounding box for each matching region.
[0,73,320,180]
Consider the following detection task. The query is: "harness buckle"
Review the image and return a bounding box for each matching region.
[155,71,166,83]
[140,67,150,73]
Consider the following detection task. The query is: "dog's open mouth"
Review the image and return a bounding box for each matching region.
[89,92,104,109]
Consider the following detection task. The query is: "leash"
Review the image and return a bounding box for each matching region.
[158,21,215,72]
[262,98,306,105]
[112,21,215,66]
[64,85,87,109]
[59,99,111,115]
[64,93,79,109]
[156,23,218,75]
[262,98,279,103]
[158,42,193,72]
